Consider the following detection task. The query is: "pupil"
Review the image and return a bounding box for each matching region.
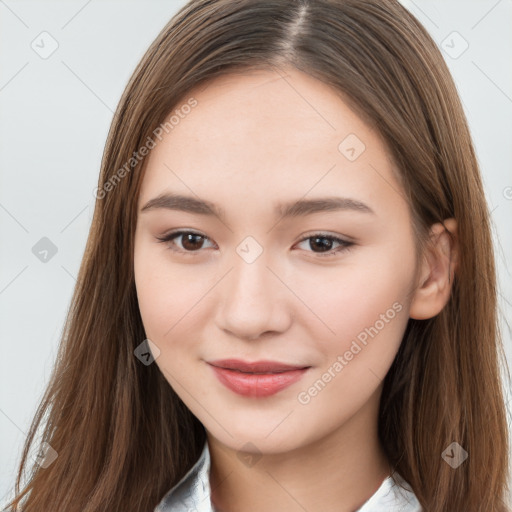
[183,234,203,250]
[311,236,331,252]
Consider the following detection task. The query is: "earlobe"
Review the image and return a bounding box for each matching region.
[409,218,458,320]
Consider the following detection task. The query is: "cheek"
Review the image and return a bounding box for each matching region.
[291,248,414,365]
[134,245,169,338]
[134,243,214,352]
[134,239,170,337]
[292,268,411,419]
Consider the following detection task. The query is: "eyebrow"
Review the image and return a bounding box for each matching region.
[140,193,376,220]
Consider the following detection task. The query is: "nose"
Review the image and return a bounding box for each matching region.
[215,253,292,341]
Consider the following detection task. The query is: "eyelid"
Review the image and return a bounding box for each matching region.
[295,232,354,258]
[155,230,216,253]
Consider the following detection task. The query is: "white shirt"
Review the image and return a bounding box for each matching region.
[154,440,422,511]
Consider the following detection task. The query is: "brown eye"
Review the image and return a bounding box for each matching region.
[156,231,215,254]
[179,233,206,251]
[296,234,354,257]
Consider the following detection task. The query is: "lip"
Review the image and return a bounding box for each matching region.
[207,359,311,398]
[208,359,309,373]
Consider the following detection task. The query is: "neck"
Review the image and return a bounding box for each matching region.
[207,387,390,512]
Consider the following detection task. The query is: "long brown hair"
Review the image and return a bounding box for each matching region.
[5,1,510,510]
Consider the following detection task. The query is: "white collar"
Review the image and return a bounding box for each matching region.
[154,440,422,512]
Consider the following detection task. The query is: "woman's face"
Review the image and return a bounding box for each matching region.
[133,66,419,453]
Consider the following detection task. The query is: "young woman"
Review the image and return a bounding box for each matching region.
[5,0,510,511]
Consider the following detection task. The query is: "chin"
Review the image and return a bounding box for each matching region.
[206,422,311,455]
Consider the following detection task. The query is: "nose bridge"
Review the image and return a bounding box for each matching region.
[216,241,290,339]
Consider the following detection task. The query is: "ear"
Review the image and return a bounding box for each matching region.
[409,218,458,320]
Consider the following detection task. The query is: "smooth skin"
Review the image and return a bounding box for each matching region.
[133,66,458,512]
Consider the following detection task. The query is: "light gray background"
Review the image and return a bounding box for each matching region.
[1,0,511,504]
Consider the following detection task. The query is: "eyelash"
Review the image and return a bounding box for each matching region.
[155,230,354,258]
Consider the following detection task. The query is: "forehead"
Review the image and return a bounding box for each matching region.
[138,67,407,222]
